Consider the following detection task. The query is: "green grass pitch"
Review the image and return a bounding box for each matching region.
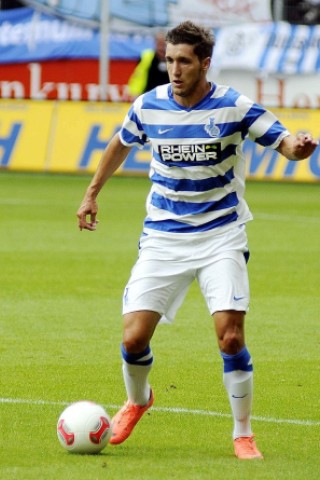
[0,171,319,480]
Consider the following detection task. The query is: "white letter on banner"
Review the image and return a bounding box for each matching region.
[29,63,54,99]
[0,81,24,99]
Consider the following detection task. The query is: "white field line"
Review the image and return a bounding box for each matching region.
[1,397,319,427]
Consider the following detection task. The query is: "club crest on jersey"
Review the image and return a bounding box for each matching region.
[205,117,220,137]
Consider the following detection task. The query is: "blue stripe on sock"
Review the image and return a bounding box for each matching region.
[220,346,253,373]
[121,343,153,366]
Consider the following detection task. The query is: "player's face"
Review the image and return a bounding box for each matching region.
[166,43,210,103]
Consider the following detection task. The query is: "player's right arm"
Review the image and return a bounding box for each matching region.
[77,133,132,231]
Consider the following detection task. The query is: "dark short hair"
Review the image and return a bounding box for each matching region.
[166,21,215,60]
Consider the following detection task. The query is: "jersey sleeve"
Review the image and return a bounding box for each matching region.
[119,98,149,149]
[237,94,290,149]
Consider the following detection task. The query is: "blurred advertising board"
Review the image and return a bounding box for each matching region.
[1,7,320,107]
[0,100,319,182]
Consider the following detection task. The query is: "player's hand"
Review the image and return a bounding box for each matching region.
[77,199,99,231]
[293,133,319,160]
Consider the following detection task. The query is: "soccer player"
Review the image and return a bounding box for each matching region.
[77,21,318,460]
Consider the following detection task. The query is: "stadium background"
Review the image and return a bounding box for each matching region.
[0,0,319,181]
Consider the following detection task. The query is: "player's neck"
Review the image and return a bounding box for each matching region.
[173,80,211,108]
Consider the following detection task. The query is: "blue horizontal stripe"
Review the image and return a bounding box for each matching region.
[127,107,145,132]
[121,344,153,366]
[141,88,179,110]
[243,104,266,129]
[121,127,146,147]
[144,211,238,233]
[210,87,241,109]
[151,191,238,215]
[143,121,243,141]
[255,120,286,147]
[154,158,222,168]
[218,121,242,138]
[221,143,237,158]
[151,167,234,192]
[221,347,253,373]
[143,124,205,140]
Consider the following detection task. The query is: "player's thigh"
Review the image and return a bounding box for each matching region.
[197,252,250,315]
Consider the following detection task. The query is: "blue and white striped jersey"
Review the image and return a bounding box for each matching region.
[119,83,289,234]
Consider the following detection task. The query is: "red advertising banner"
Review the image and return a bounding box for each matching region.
[0,59,136,101]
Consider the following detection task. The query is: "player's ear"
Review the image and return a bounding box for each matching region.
[202,56,211,71]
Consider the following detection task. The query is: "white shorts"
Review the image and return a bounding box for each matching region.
[122,224,250,323]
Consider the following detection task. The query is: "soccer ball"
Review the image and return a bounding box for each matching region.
[57,401,112,454]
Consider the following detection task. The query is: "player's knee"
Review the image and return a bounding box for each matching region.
[122,312,159,353]
[122,336,149,355]
[220,331,244,355]
[215,310,245,355]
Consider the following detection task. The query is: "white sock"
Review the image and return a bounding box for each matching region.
[122,361,152,405]
[221,347,254,439]
[121,344,153,405]
[223,369,253,439]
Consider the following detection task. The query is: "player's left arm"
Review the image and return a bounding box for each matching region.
[277,133,319,161]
